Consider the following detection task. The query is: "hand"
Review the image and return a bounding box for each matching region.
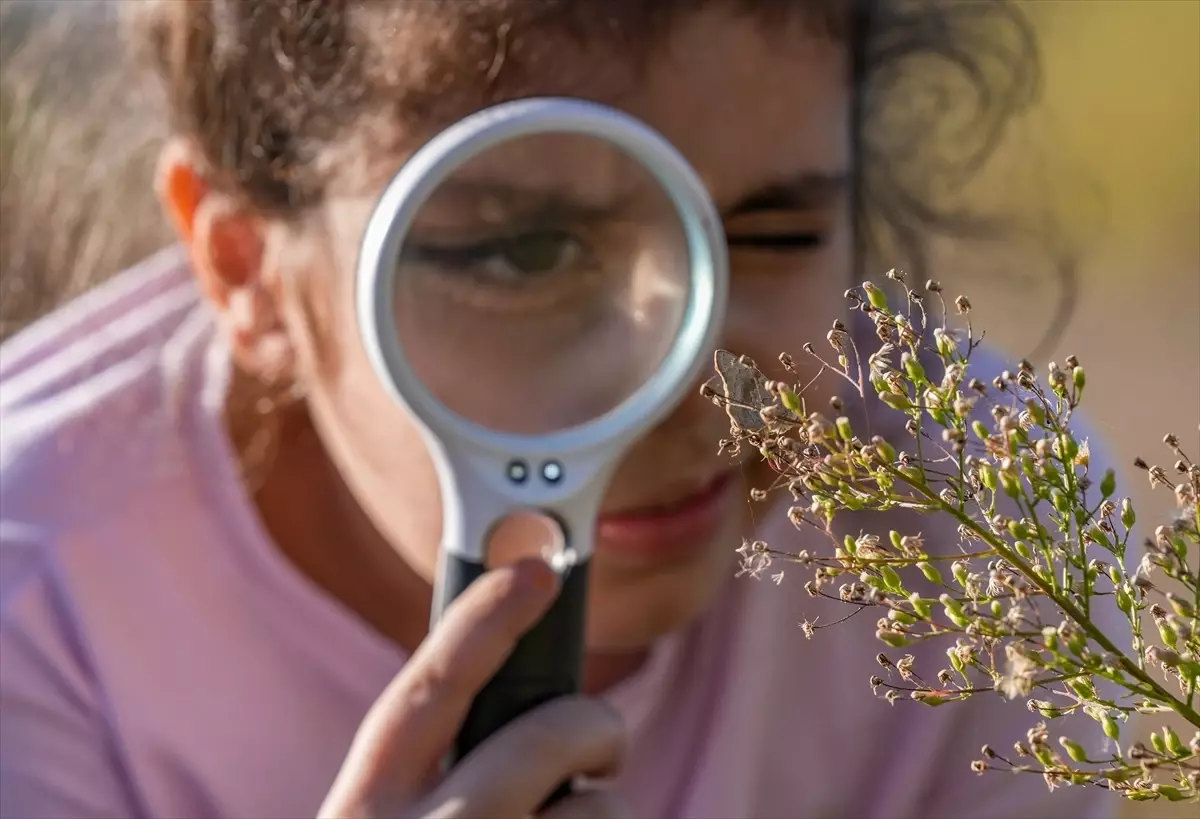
[317,559,629,819]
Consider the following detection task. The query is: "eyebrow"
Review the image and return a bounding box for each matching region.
[415,170,850,227]
[419,180,635,225]
[723,171,850,217]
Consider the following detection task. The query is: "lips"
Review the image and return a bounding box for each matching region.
[595,472,737,562]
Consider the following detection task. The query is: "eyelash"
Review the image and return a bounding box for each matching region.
[726,233,827,251]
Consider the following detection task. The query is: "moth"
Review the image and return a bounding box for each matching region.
[703,349,804,436]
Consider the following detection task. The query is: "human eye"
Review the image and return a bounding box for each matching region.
[404,229,589,285]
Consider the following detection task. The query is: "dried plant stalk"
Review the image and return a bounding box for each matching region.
[705,271,1200,803]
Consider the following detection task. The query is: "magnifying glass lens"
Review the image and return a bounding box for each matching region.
[392,132,691,435]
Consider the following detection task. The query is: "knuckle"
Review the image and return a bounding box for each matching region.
[518,697,626,770]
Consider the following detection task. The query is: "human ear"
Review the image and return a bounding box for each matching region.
[156,138,295,384]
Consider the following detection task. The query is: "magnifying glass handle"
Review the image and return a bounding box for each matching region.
[435,553,589,805]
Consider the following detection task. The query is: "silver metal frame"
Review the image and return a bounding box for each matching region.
[356,97,728,562]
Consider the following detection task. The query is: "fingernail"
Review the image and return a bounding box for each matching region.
[516,558,560,596]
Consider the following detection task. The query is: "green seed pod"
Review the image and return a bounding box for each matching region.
[1059,736,1089,763]
[999,470,1021,500]
[1163,726,1186,757]
[1100,469,1116,498]
[1062,434,1080,462]
[889,530,904,551]
[1100,712,1120,741]
[902,352,926,384]
[972,420,990,440]
[836,416,854,441]
[1154,618,1178,649]
[909,594,933,619]
[951,562,969,589]
[844,534,858,555]
[1120,498,1135,529]
[1051,490,1071,514]
[1014,540,1033,560]
[1115,587,1133,615]
[879,564,904,593]
[1107,566,1122,586]
[1166,592,1195,619]
[1033,745,1057,768]
[1042,625,1059,652]
[888,608,917,626]
[1072,365,1086,396]
[1008,520,1031,540]
[1068,678,1096,700]
[875,437,897,462]
[978,463,998,491]
[1024,398,1046,426]
[917,561,943,585]
[946,645,965,674]
[881,392,913,411]
[1150,731,1167,755]
[990,600,1003,618]
[1153,785,1186,802]
[778,386,801,412]
[911,690,953,706]
[876,629,909,648]
[863,281,888,310]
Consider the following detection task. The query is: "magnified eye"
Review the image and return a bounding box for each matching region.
[407,230,588,283]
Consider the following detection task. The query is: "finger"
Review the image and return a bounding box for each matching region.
[329,559,561,803]
[420,696,626,819]
[538,788,631,819]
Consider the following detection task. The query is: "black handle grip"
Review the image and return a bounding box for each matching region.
[434,554,589,805]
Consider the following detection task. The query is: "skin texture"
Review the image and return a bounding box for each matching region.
[165,7,851,687]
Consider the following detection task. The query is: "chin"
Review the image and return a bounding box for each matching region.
[584,529,738,652]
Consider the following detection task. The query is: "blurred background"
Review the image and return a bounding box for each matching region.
[1,0,1197,816]
[960,3,1199,816]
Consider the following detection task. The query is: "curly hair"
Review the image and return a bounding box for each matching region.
[0,0,1044,342]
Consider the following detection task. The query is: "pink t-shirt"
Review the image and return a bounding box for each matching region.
[1,247,1122,819]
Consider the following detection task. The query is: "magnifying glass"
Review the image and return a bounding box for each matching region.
[356,97,728,796]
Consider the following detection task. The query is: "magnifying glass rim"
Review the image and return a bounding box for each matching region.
[357,96,728,458]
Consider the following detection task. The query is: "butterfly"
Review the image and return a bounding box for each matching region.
[703,350,804,436]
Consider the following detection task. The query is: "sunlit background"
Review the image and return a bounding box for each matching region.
[961,5,1198,815]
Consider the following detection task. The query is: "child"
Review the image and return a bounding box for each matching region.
[0,2,1121,817]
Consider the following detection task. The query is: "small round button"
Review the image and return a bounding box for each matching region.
[541,460,563,483]
[506,460,529,484]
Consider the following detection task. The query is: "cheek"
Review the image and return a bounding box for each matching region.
[279,234,446,579]
[726,228,853,402]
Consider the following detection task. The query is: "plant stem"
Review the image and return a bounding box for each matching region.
[889,465,1200,730]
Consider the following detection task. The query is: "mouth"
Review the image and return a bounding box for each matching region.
[595,472,738,562]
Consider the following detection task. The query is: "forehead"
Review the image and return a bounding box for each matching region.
[331,6,850,211]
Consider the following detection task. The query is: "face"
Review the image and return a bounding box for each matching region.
[260,8,851,652]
